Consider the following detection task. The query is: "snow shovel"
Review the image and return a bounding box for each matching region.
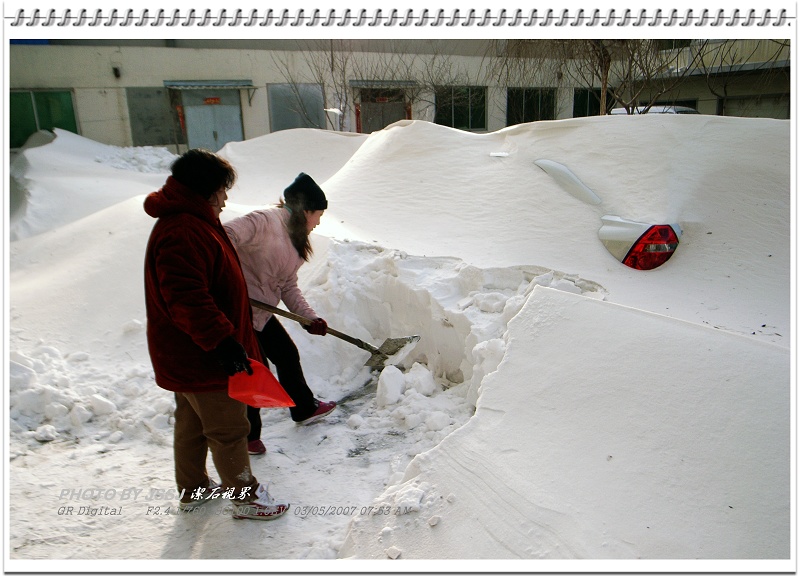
[249,299,420,369]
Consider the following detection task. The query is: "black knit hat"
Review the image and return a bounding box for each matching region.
[284,173,328,211]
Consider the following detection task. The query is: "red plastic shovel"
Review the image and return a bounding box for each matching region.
[228,359,295,408]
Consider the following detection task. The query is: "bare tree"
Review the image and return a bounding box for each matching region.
[486,39,716,115]
[271,40,487,132]
[482,40,565,118]
[696,39,790,116]
[270,40,354,131]
[314,40,354,131]
[482,40,558,87]
[555,39,711,113]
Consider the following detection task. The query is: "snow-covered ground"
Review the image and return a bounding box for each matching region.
[6,117,792,572]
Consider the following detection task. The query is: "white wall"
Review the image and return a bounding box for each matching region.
[10,42,789,147]
[73,88,131,146]
[11,44,555,145]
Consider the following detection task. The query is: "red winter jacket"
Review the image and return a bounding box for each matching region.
[143,177,260,393]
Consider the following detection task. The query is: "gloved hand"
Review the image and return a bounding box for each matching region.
[304,318,328,336]
[213,336,253,376]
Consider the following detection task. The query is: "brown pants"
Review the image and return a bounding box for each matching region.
[173,391,259,503]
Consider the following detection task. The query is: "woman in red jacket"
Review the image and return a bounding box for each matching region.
[144,149,287,520]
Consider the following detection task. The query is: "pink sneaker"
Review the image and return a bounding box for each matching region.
[247,439,267,455]
[295,400,337,426]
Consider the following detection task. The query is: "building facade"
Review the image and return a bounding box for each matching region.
[9,39,790,151]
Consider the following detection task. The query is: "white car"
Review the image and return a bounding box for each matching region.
[534,159,682,271]
[610,105,700,115]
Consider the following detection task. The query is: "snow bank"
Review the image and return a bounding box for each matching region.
[9,165,602,561]
[9,214,600,455]
[9,127,367,242]
[7,116,791,567]
[340,287,790,563]
[9,129,170,241]
[218,128,368,206]
[321,118,790,345]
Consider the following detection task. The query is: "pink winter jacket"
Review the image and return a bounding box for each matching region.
[224,206,317,331]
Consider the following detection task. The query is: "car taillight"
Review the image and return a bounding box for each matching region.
[623,225,680,271]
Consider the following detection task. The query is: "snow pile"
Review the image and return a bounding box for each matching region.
[9,342,176,454]
[340,287,790,563]
[9,225,600,483]
[93,145,177,173]
[9,130,169,241]
[7,116,791,569]
[321,117,790,344]
[219,128,368,207]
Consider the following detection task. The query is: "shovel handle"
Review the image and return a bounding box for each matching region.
[249,299,380,354]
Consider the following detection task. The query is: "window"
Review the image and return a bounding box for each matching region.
[656,40,693,51]
[573,88,603,117]
[10,90,77,148]
[718,94,789,119]
[268,83,325,132]
[507,88,556,125]
[434,86,487,131]
[127,87,184,147]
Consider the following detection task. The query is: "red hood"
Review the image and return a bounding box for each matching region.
[144,176,216,223]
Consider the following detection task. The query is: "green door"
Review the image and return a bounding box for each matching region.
[10,90,78,148]
[10,92,37,148]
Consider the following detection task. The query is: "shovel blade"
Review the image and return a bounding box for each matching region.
[365,335,421,368]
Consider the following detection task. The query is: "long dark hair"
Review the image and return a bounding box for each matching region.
[279,198,313,261]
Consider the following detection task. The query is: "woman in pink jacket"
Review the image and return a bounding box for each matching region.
[224,173,337,455]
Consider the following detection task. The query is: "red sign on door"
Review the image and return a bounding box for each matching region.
[204,97,221,105]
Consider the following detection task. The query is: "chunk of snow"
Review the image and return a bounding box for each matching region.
[425,411,451,432]
[33,425,58,442]
[347,414,365,429]
[89,394,117,415]
[404,363,439,396]
[376,366,405,407]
